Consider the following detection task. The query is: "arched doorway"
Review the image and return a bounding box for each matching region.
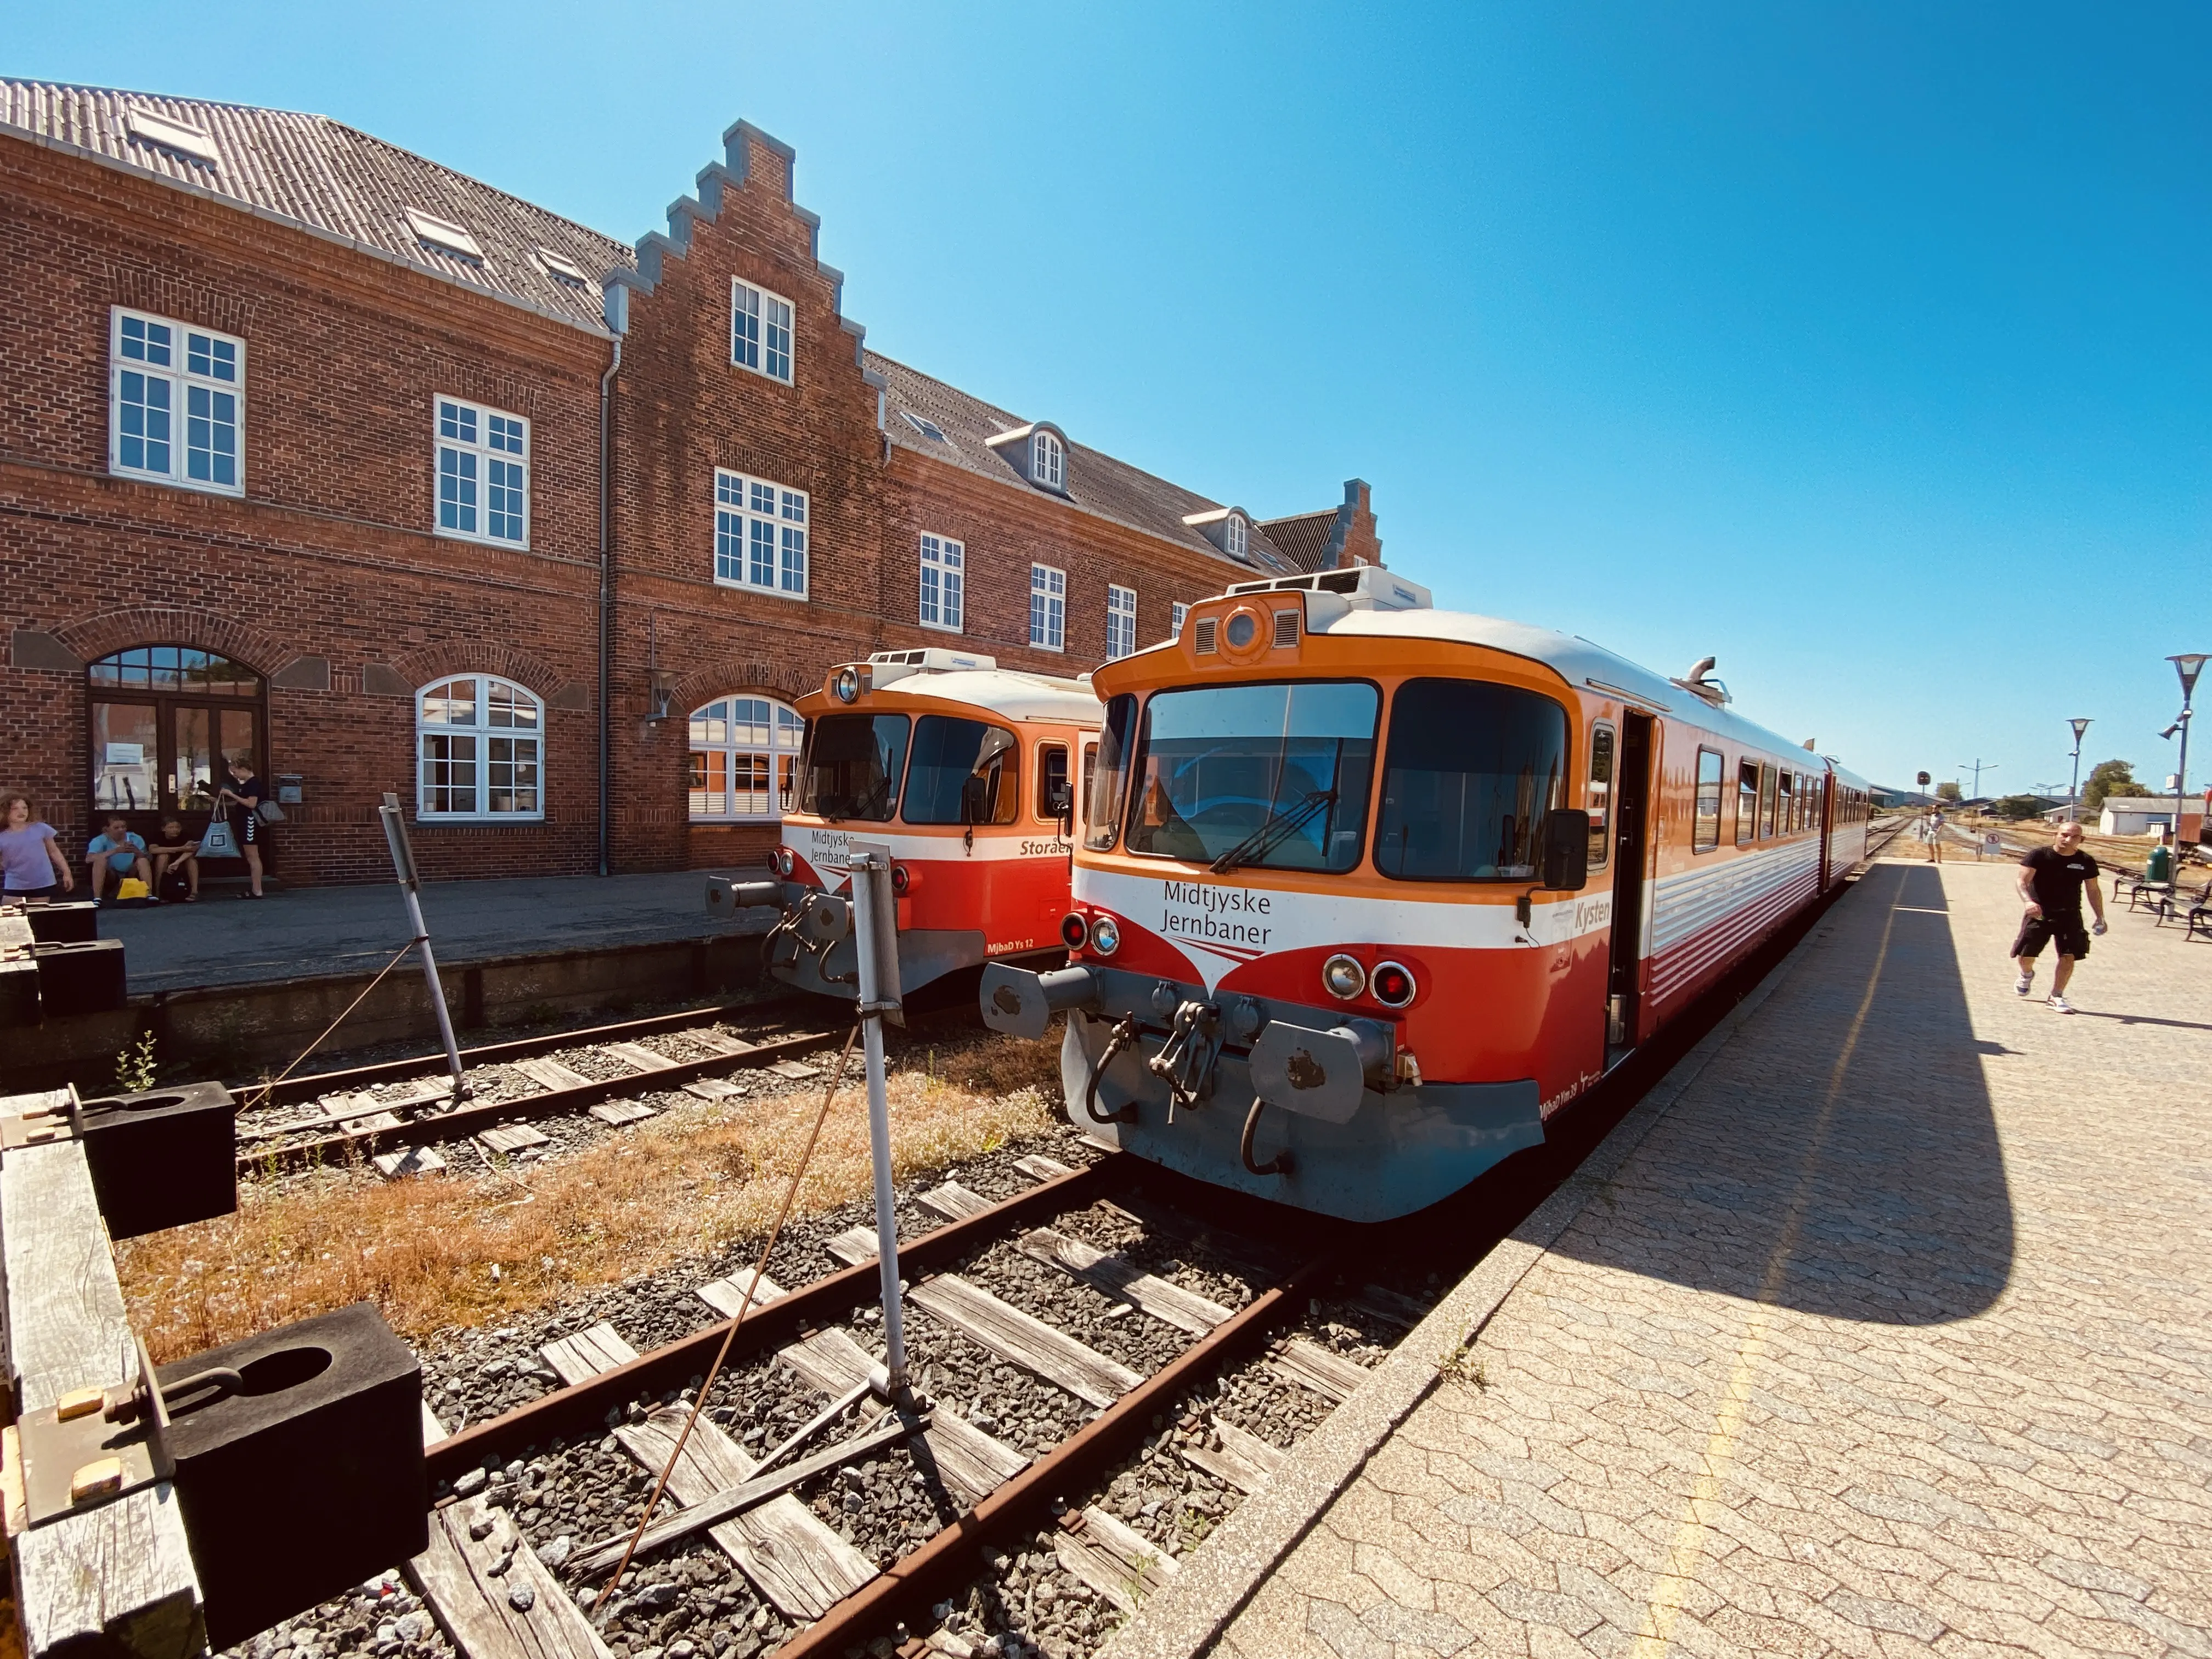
[87,646,266,837]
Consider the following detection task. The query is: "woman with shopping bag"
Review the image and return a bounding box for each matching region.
[214,756,268,898]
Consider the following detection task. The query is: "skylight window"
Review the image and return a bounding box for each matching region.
[901,410,948,442]
[404,208,484,262]
[123,108,219,167]
[534,246,587,285]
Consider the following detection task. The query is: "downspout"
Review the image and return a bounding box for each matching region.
[597,330,623,878]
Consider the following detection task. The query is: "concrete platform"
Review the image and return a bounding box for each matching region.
[95,868,760,992]
[1106,854,2212,1658]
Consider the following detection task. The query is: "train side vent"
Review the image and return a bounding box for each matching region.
[1194,618,1218,654]
[1273,607,1301,647]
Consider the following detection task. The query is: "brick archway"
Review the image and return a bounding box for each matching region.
[55,606,288,674]
[389,644,566,699]
[672,658,813,715]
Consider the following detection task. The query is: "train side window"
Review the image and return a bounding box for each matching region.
[1736,760,1758,846]
[1587,723,1615,869]
[902,715,1019,826]
[1085,695,1136,851]
[1694,748,1723,853]
[1758,764,1778,839]
[1036,743,1070,821]
[1775,770,1793,836]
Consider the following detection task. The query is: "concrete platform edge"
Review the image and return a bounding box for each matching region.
[1097,898,1842,1659]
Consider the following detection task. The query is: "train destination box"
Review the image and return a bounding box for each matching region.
[157,1302,427,1649]
[79,1081,238,1238]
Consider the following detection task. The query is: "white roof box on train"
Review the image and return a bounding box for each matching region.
[866,647,998,687]
[1223,564,1432,613]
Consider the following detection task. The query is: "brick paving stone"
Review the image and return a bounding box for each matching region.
[1193,856,2212,1657]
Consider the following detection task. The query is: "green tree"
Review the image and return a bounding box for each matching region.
[1990,794,2046,822]
[2081,759,2150,817]
[1936,780,1963,802]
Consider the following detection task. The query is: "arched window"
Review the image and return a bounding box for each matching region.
[1031,430,1065,492]
[88,645,263,821]
[416,676,543,820]
[1224,512,1249,561]
[689,696,804,821]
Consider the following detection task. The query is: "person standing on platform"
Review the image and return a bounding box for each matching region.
[1,794,75,901]
[215,756,268,899]
[2014,821,2107,1013]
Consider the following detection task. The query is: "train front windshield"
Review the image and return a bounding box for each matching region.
[1123,680,1378,872]
[799,713,909,821]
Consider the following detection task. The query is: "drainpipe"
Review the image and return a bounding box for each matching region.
[596,331,623,878]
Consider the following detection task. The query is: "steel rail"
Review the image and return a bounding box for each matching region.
[240,1027,840,1175]
[422,1156,1120,1482]
[250,996,807,1107]
[771,1246,1342,1659]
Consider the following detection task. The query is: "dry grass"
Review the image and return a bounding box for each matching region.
[116,1034,1059,1363]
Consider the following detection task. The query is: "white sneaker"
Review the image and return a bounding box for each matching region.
[2049,995,2075,1014]
[2014,971,2034,996]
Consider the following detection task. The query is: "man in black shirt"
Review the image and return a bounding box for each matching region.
[2014,822,2107,1013]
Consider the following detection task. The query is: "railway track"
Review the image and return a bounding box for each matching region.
[230,1001,870,1177]
[395,1144,1376,1659]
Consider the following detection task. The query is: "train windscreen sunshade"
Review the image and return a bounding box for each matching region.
[1124,680,1378,872]
[1373,679,1568,881]
[799,713,909,821]
[902,716,1019,825]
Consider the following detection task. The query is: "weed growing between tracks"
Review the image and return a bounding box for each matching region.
[116,1034,1060,1362]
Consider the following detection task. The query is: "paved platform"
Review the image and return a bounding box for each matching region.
[95,869,759,992]
[1108,854,2212,1659]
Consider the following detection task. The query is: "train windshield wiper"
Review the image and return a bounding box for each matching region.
[1210,788,1336,876]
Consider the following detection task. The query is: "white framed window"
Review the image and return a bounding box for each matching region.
[1170,601,1189,641]
[1225,514,1249,561]
[731,280,794,383]
[1031,430,1065,491]
[919,534,964,631]
[416,676,543,821]
[434,397,529,546]
[1105,584,1137,660]
[713,470,809,598]
[1030,563,1066,651]
[689,696,804,822]
[110,307,244,495]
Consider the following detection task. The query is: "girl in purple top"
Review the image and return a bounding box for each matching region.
[1,794,75,900]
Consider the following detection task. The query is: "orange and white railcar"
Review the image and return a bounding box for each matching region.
[763,649,1101,1001]
[980,567,1871,1221]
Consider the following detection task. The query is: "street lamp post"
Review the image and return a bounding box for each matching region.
[2067,718,2091,823]
[2168,655,2208,846]
[1957,759,1996,804]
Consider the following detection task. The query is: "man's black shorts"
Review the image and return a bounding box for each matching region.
[2013,913,2090,960]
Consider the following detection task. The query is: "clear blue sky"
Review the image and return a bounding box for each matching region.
[14,3,2209,797]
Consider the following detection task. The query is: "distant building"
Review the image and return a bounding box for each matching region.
[2098,799,2206,839]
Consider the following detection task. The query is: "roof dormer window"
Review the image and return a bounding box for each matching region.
[1225,512,1249,561]
[1182,505,1260,564]
[123,107,219,167]
[404,208,483,262]
[1032,430,1065,492]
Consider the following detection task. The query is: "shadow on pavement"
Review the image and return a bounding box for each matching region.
[1540,859,2015,1326]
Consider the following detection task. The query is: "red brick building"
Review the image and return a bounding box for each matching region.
[1,84,1382,885]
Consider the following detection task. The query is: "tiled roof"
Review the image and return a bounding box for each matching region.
[0,80,633,332]
[1256,509,1339,574]
[870,353,1301,578]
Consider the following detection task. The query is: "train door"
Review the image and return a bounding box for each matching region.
[1605,711,1655,1057]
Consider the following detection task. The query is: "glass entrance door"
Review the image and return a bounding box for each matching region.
[91,703,161,812]
[85,647,265,834]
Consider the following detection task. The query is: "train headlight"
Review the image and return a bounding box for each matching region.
[1090,915,1121,956]
[1223,611,1259,651]
[1370,961,1418,1009]
[832,667,863,703]
[1060,911,1090,950]
[1322,953,1367,1001]
[890,863,914,895]
[774,847,795,877]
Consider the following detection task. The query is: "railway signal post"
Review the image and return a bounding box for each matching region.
[848,844,910,1394]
